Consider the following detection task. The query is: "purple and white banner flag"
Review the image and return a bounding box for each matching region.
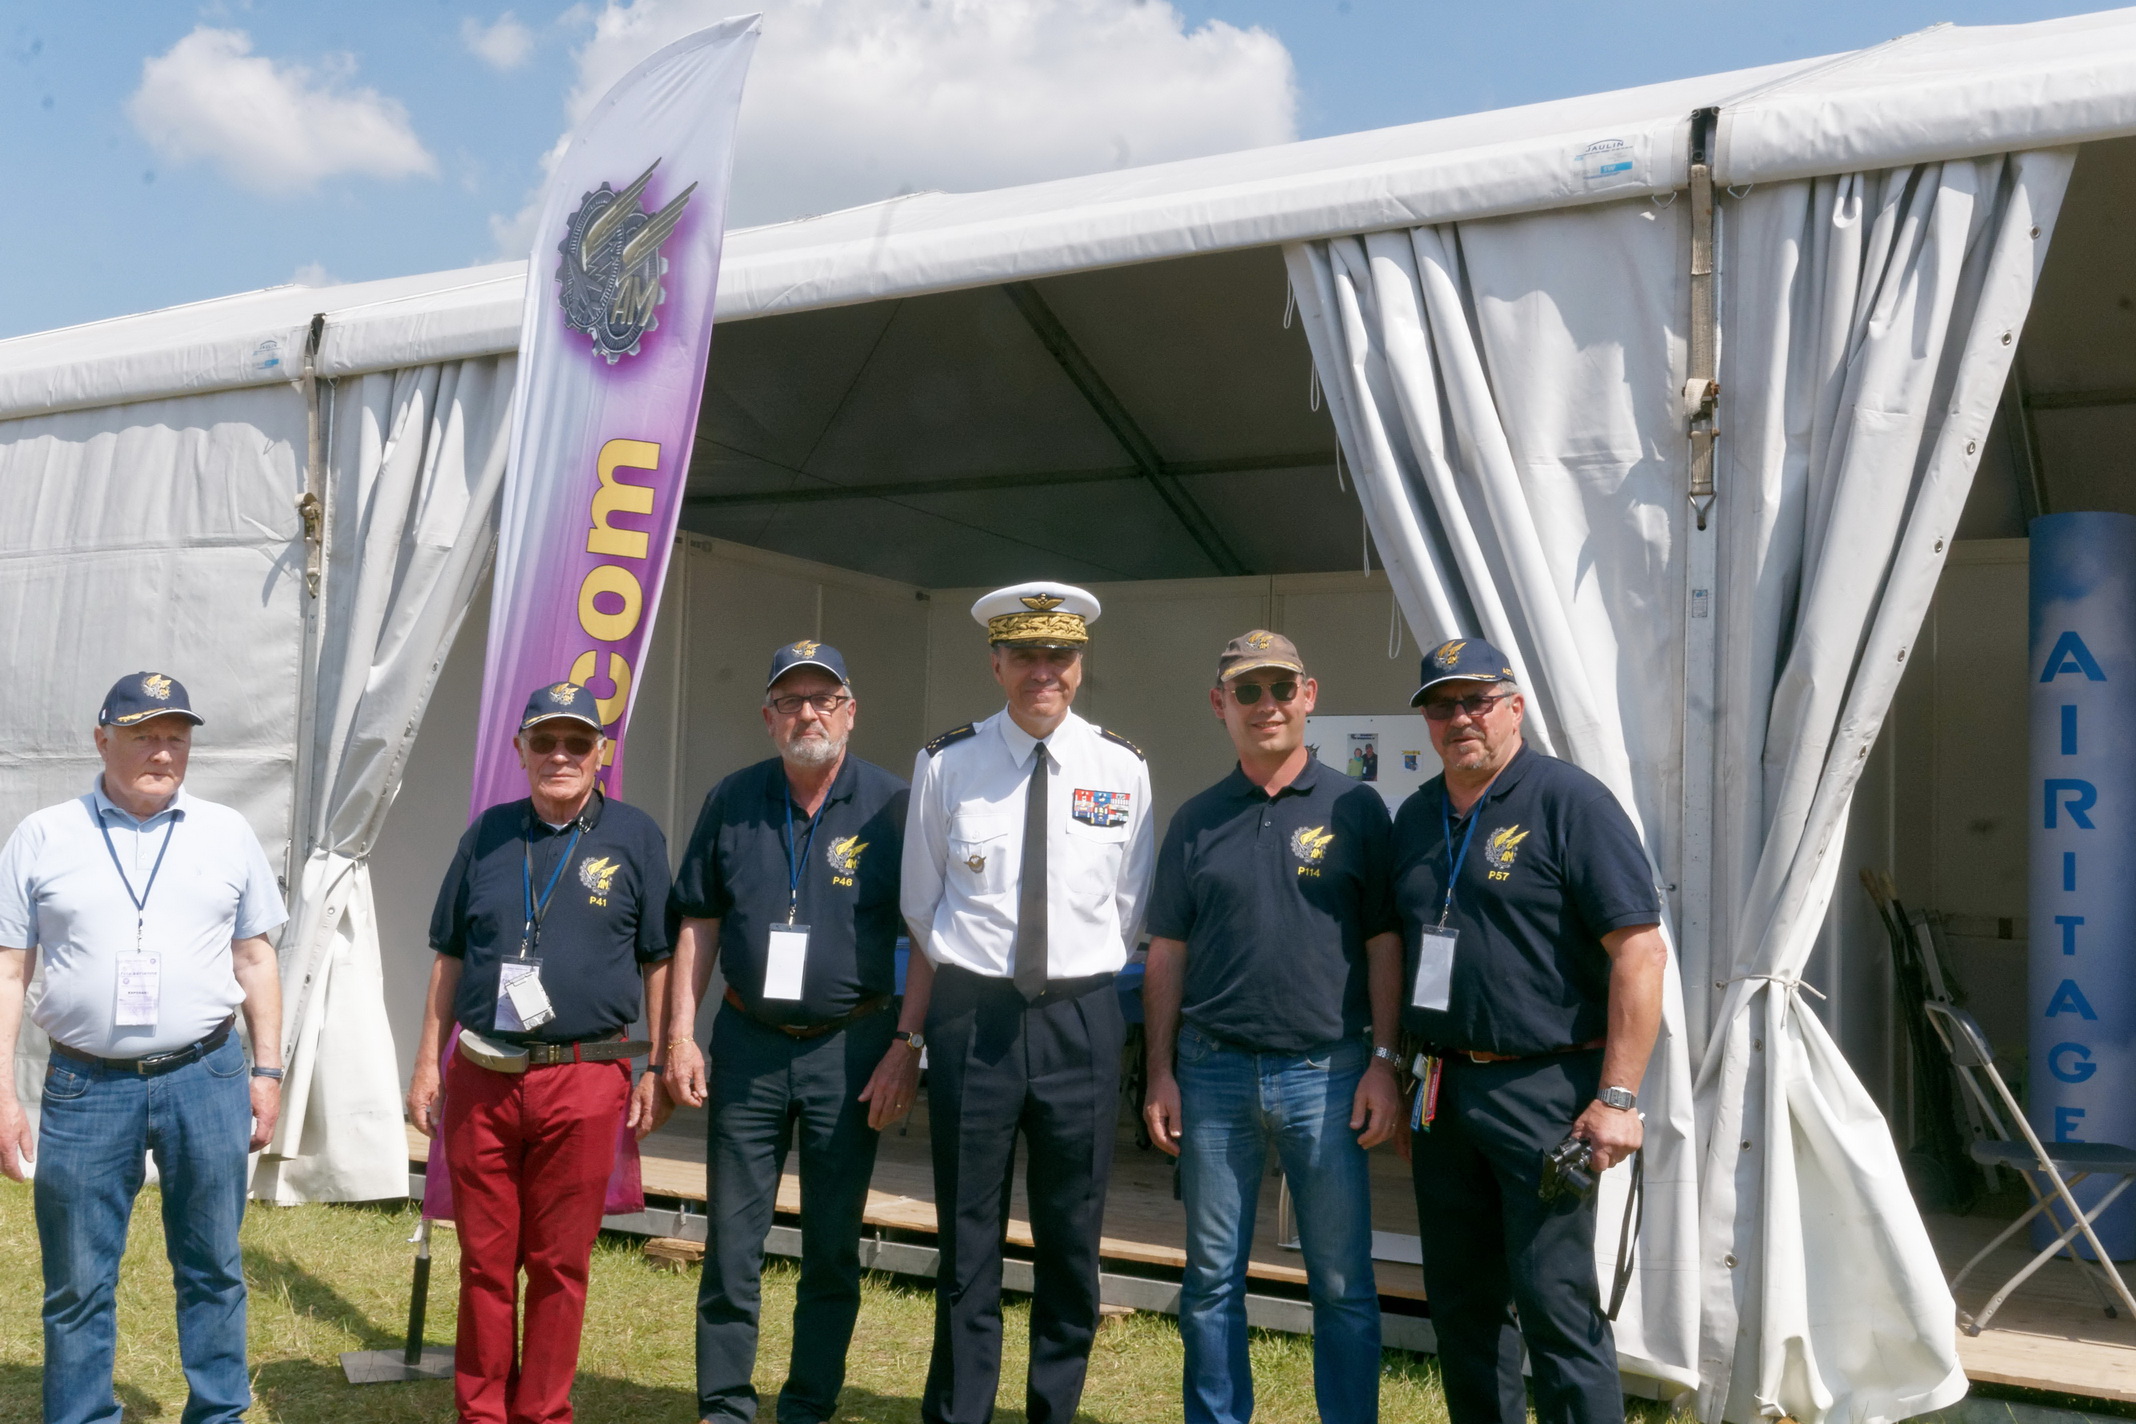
[471,16,759,815]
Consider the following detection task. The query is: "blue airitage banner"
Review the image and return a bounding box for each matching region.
[2029,512,2136,1259]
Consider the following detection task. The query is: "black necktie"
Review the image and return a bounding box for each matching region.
[1013,741,1049,1001]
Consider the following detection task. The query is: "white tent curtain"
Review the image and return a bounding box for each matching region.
[1692,150,2072,1424]
[253,355,513,1204]
[1287,201,1704,1393]
[1287,143,2072,1421]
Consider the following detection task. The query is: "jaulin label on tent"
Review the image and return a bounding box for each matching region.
[1573,137,1639,184]
[556,160,697,364]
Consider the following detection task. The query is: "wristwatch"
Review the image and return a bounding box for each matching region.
[1371,1046,1401,1069]
[250,1066,284,1081]
[1597,1085,1638,1111]
[896,1030,927,1053]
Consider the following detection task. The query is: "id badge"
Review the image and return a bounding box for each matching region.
[115,952,160,1027]
[496,958,556,1031]
[1411,926,1458,1011]
[763,924,810,1001]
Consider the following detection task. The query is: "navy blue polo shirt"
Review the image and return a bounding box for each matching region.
[429,792,673,1044]
[669,753,908,1026]
[1147,759,1397,1054]
[1392,744,1659,1057]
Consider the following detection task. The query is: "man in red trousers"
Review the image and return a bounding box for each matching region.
[406,681,674,1424]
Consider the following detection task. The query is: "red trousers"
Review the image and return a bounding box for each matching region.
[442,1052,629,1424]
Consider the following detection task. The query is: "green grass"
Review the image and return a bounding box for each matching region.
[0,1178,1671,1422]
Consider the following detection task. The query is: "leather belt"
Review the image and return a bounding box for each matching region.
[52,1015,237,1078]
[725,986,891,1040]
[518,1037,651,1067]
[1460,1036,1606,1065]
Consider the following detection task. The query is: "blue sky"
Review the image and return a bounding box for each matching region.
[0,0,2110,339]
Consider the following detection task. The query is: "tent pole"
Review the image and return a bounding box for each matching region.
[1680,108,1723,1051]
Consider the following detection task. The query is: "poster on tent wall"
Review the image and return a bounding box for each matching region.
[471,17,759,814]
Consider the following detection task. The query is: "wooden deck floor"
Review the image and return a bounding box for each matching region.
[408,1116,2136,1404]
[1929,1209,2136,1403]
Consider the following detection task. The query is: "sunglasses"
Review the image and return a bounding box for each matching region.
[1226,680,1300,705]
[525,731,599,757]
[1421,692,1513,722]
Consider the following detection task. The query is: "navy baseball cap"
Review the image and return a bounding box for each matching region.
[1410,637,1519,707]
[766,638,850,690]
[99,672,203,728]
[518,682,604,733]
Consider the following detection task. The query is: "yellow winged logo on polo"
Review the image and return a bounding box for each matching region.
[1483,825,1530,870]
[578,856,620,895]
[826,835,868,875]
[1290,825,1335,863]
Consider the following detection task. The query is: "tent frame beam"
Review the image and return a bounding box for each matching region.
[684,451,1330,509]
[1000,281,1251,576]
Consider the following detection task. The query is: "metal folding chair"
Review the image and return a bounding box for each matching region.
[1921,1001,2136,1334]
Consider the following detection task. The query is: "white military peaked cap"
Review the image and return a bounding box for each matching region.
[971,582,1102,647]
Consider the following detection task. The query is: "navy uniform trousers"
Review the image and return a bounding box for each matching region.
[1410,1049,1624,1424]
[697,1001,897,1424]
[923,964,1124,1424]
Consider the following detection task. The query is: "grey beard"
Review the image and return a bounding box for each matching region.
[780,731,846,768]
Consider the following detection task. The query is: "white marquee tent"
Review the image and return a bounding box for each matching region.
[10,11,2136,1422]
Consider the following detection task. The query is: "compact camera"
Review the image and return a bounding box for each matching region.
[1539,1135,1599,1202]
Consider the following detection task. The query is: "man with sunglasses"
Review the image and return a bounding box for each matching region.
[662,640,910,1424]
[407,681,674,1424]
[1391,638,1665,1424]
[901,582,1154,1424]
[1142,631,1402,1424]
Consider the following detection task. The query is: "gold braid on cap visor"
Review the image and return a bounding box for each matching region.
[986,611,1089,646]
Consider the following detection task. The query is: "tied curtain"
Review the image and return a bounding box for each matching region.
[1288,144,2072,1422]
[253,356,513,1204]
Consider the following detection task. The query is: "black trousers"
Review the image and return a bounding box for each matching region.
[922,965,1124,1424]
[1410,1050,1623,1424]
[697,1001,895,1424]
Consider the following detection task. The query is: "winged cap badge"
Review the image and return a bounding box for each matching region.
[1244,632,1274,650]
[141,674,173,701]
[790,640,821,657]
[1432,639,1467,670]
[556,159,696,364]
[548,683,576,704]
[1020,594,1064,611]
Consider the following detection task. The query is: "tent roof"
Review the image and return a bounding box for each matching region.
[7,7,2136,423]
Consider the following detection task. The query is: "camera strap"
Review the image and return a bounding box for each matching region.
[1605,1147,1644,1321]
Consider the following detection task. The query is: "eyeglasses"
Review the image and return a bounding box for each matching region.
[1226,680,1299,705]
[768,692,853,717]
[1421,692,1513,722]
[526,731,599,756]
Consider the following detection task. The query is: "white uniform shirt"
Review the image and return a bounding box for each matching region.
[0,781,286,1057]
[902,707,1154,979]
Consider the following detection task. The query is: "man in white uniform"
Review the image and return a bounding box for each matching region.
[0,671,286,1424]
[899,583,1155,1424]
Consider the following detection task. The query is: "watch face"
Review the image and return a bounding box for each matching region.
[1600,1086,1637,1110]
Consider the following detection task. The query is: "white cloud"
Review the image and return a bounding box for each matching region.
[290,261,341,287]
[128,27,437,195]
[463,12,536,71]
[489,0,1295,250]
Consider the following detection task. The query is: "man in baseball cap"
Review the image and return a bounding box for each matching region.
[408,680,675,1424]
[0,672,286,1424]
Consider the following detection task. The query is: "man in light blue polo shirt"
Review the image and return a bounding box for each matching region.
[0,672,287,1424]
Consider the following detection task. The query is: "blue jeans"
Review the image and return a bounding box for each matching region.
[35,1032,253,1424]
[1175,1025,1381,1424]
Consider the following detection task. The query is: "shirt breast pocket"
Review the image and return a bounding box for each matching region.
[948,817,1013,900]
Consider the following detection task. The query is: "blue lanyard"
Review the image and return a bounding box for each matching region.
[782,791,822,926]
[521,821,585,956]
[94,802,177,950]
[1439,793,1481,926]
